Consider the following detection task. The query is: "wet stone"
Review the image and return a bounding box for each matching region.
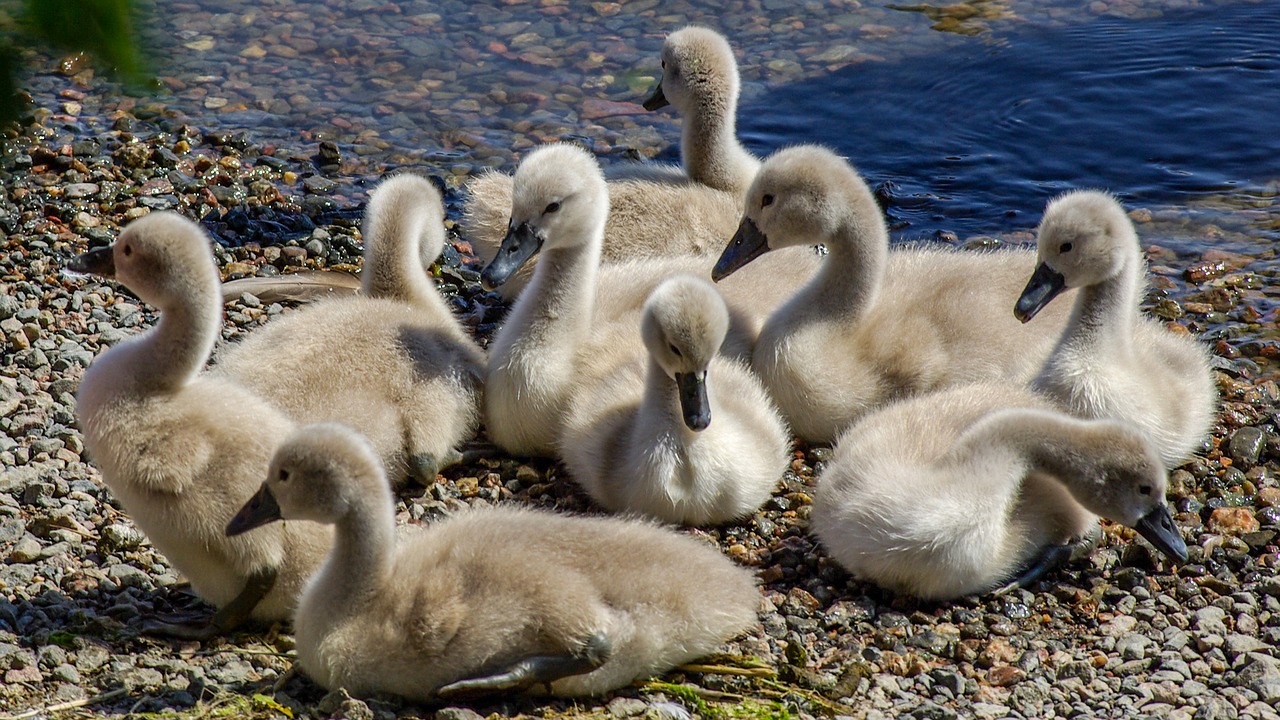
[303,176,338,194]
[63,183,99,199]
[1228,426,1266,469]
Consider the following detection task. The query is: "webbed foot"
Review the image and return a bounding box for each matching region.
[436,632,613,697]
[408,449,464,484]
[994,528,1100,595]
[142,568,276,640]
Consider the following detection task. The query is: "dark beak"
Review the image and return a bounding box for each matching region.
[713,217,770,282]
[675,371,711,431]
[225,484,283,537]
[1133,505,1188,562]
[481,221,544,290]
[642,80,669,111]
[1014,261,1068,323]
[67,246,115,278]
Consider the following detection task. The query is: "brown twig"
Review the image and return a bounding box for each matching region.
[0,687,128,720]
[675,663,776,678]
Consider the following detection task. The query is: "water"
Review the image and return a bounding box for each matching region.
[36,0,1280,257]
[739,2,1280,241]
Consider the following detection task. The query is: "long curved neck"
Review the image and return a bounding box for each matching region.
[779,213,887,330]
[316,486,396,607]
[500,229,603,362]
[361,196,451,316]
[1061,255,1142,353]
[950,409,1108,501]
[638,358,695,440]
[681,86,757,196]
[127,278,221,393]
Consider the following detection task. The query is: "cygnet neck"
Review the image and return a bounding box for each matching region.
[510,219,604,354]
[681,86,756,196]
[320,481,397,607]
[128,269,222,394]
[361,193,450,316]
[792,211,888,325]
[954,409,1113,503]
[1060,251,1142,355]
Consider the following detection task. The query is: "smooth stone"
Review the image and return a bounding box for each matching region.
[1227,427,1265,469]
[63,183,99,199]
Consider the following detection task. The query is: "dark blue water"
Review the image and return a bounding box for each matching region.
[738,3,1280,240]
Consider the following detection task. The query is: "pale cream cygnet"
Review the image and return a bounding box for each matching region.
[561,275,790,525]
[714,144,1074,444]
[811,383,1188,600]
[215,174,485,485]
[73,212,331,637]
[227,423,760,700]
[1014,190,1217,467]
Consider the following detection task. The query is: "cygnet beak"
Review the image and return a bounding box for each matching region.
[675,371,711,431]
[1014,261,1067,323]
[713,217,770,282]
[1133,504,1188,562]
[481,221,544,290]
[67,246,116,278]
[225,483,283,537]
[642,80,669,111]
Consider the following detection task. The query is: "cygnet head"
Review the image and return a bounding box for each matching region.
[1062,419,1187,562]
[1015,190,1137,322]
[641,275,729,431]
[643,26,739,114]
[225,423,385,536]
[66,211,219,310]
[480,143,609,289]
[713,145,881,280]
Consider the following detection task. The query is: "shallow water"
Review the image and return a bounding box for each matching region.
[35,0,1280,261]
[742,1,1280,241]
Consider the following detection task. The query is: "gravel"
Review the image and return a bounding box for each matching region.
[1,2,1280,720]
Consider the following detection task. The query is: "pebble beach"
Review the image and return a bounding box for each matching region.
[3,0,1280,718]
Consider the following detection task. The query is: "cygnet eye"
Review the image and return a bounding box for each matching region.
[1059,242,1073,253]
[123,244,133,257]
[544,201,561,215]
[669,343,682,357]
[1138,484,1152,496]
[278,469,290,483]
[761,194,775,209]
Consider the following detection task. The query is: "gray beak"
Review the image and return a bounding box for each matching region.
[68,246,116,278]
[225,483,283,537]
[1133,505,1188,562]
[675,371,710,431]
[713,217,770,282]
[643,81,669,111]
[481,221,544,290]
[1014,261,1068,323]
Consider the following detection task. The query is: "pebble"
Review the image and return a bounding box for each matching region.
[0,5,1277,720]
[1228,427,1266,469]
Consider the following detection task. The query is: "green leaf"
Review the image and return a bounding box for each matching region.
[250,694,294,719]
[21,0,150,89]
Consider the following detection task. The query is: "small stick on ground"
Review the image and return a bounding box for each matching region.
[675,663,776,678]
[0,687,128,720]
[640,681,747,703]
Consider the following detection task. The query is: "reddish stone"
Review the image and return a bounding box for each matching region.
[580,98,646,120]
[988,666,1026,686]
[1207,506,1260,535]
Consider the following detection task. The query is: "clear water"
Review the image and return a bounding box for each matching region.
[47,0,1280,256]
[735,2,1280,241]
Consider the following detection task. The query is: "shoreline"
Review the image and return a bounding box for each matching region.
[3,12,1280,720]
